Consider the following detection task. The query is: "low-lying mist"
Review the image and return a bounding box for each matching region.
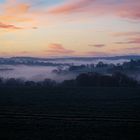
[0,65,77,82]
[0,58,139,82]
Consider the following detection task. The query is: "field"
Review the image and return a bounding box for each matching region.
[0,87,140,140]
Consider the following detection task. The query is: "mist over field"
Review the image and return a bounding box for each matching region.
[0,65,77,82]
[0,58,131,82]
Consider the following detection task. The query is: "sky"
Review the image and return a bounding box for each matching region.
[0,0,140,57]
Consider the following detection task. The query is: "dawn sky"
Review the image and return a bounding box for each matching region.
[0,0,140,57]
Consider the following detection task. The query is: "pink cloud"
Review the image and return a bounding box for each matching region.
[113,31,140,45]
[115,38,140,44]
[112,32,140,37]
[127,38,140,44]
[0,22,22,29]
[4,3,30,15]
[46,43,75,55]
[48,0,93,14]
[116,0,140,20]
[47,0,140,20]
[0,0,37,29]
[124,47,140,51]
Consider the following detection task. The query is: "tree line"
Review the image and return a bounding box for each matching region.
[0,72,139,88]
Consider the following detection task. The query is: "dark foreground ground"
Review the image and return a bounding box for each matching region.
[0,87,140,140]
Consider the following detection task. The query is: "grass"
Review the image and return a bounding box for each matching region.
[0,87,140,140]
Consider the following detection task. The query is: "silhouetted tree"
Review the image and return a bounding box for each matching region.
[5,78,24,86]
[75,72,138,87]
[0,71,138,88]
[61,80,76,87]
[0,78,4,86]
[25,81,36,87]
[42,79,56,87]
